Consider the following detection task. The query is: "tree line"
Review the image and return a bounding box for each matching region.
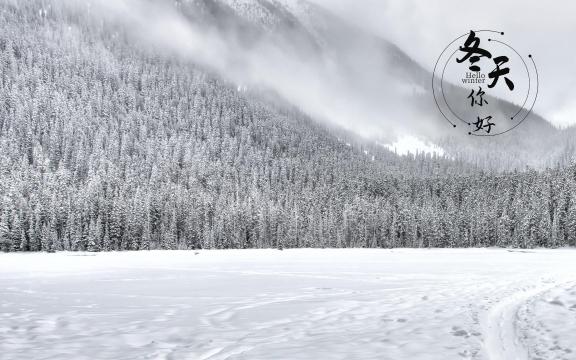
[1,0,575,251]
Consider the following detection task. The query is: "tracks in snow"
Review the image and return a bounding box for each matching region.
[482,280,573,360]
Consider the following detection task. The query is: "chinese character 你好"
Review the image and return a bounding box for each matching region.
[472,115,495,134]
[467,86,488,107]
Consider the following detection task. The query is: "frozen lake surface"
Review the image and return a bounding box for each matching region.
[1,249,576,360]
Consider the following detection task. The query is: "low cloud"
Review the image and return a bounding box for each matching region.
[59,0,446,141]
[307,0,576,128]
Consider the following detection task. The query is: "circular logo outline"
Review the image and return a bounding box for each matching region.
[432,30,539,136]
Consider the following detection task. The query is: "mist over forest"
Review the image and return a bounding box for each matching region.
[1,0,576,252]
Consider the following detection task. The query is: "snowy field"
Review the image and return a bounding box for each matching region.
[1,249,576,360]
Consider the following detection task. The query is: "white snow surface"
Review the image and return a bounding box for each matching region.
[1,249,576,360]
[381,135,446,157]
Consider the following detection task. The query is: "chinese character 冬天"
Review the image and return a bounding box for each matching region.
[488,56,514,90]
[457,30,492,72]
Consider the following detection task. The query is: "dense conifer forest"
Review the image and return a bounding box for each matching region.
[1,1,575,251]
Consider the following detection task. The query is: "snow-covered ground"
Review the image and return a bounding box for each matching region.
[1,249,575,360]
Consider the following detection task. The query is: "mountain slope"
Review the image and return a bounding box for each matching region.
[173,0,573,170]
[1,0,576,253]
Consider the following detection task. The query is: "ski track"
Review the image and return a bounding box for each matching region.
[1,249,576,360]
[482,279,569,360]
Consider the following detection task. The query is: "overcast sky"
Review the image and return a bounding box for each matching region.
[308,0,576,128]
